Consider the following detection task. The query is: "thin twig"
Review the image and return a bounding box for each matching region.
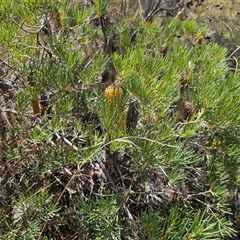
[97,158,135,221]
[97,159,118,190]
[2,108,40,121]
[36,30,54,59]
[83,43,103,69]
[0,58,17,71]
[54,132,79,151]
[228,46,240,59]
[47,170,77,195]
[10,17,38,34]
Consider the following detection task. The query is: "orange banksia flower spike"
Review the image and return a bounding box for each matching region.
[104,84,126,135]
[104,84,123,102]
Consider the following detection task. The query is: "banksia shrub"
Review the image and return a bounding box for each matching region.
[1,1,240,239]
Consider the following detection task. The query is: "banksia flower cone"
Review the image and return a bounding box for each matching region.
[104,84,123,102]
[196,35,204,45]
[104,84,125,136]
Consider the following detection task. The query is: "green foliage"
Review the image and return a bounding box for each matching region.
[94,0,109,16]
[138,206,235,240]
[71,195,122,239]
[1,191,58,240]
[1,0,240,239]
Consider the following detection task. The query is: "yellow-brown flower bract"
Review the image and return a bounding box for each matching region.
[104,84,123,102]
[32,96,41,115]
[211,139,221,150]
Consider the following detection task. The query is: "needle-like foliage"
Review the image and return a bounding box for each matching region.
[0,0,240,239]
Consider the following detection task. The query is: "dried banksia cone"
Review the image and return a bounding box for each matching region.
[40,91,51,116]
[32,96,41,115]
[126,99,139,131]
[104,84,123,102]
[98,61,117,90]
[178,100,195,121]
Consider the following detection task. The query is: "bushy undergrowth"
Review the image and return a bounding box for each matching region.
[1,0,240,239]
